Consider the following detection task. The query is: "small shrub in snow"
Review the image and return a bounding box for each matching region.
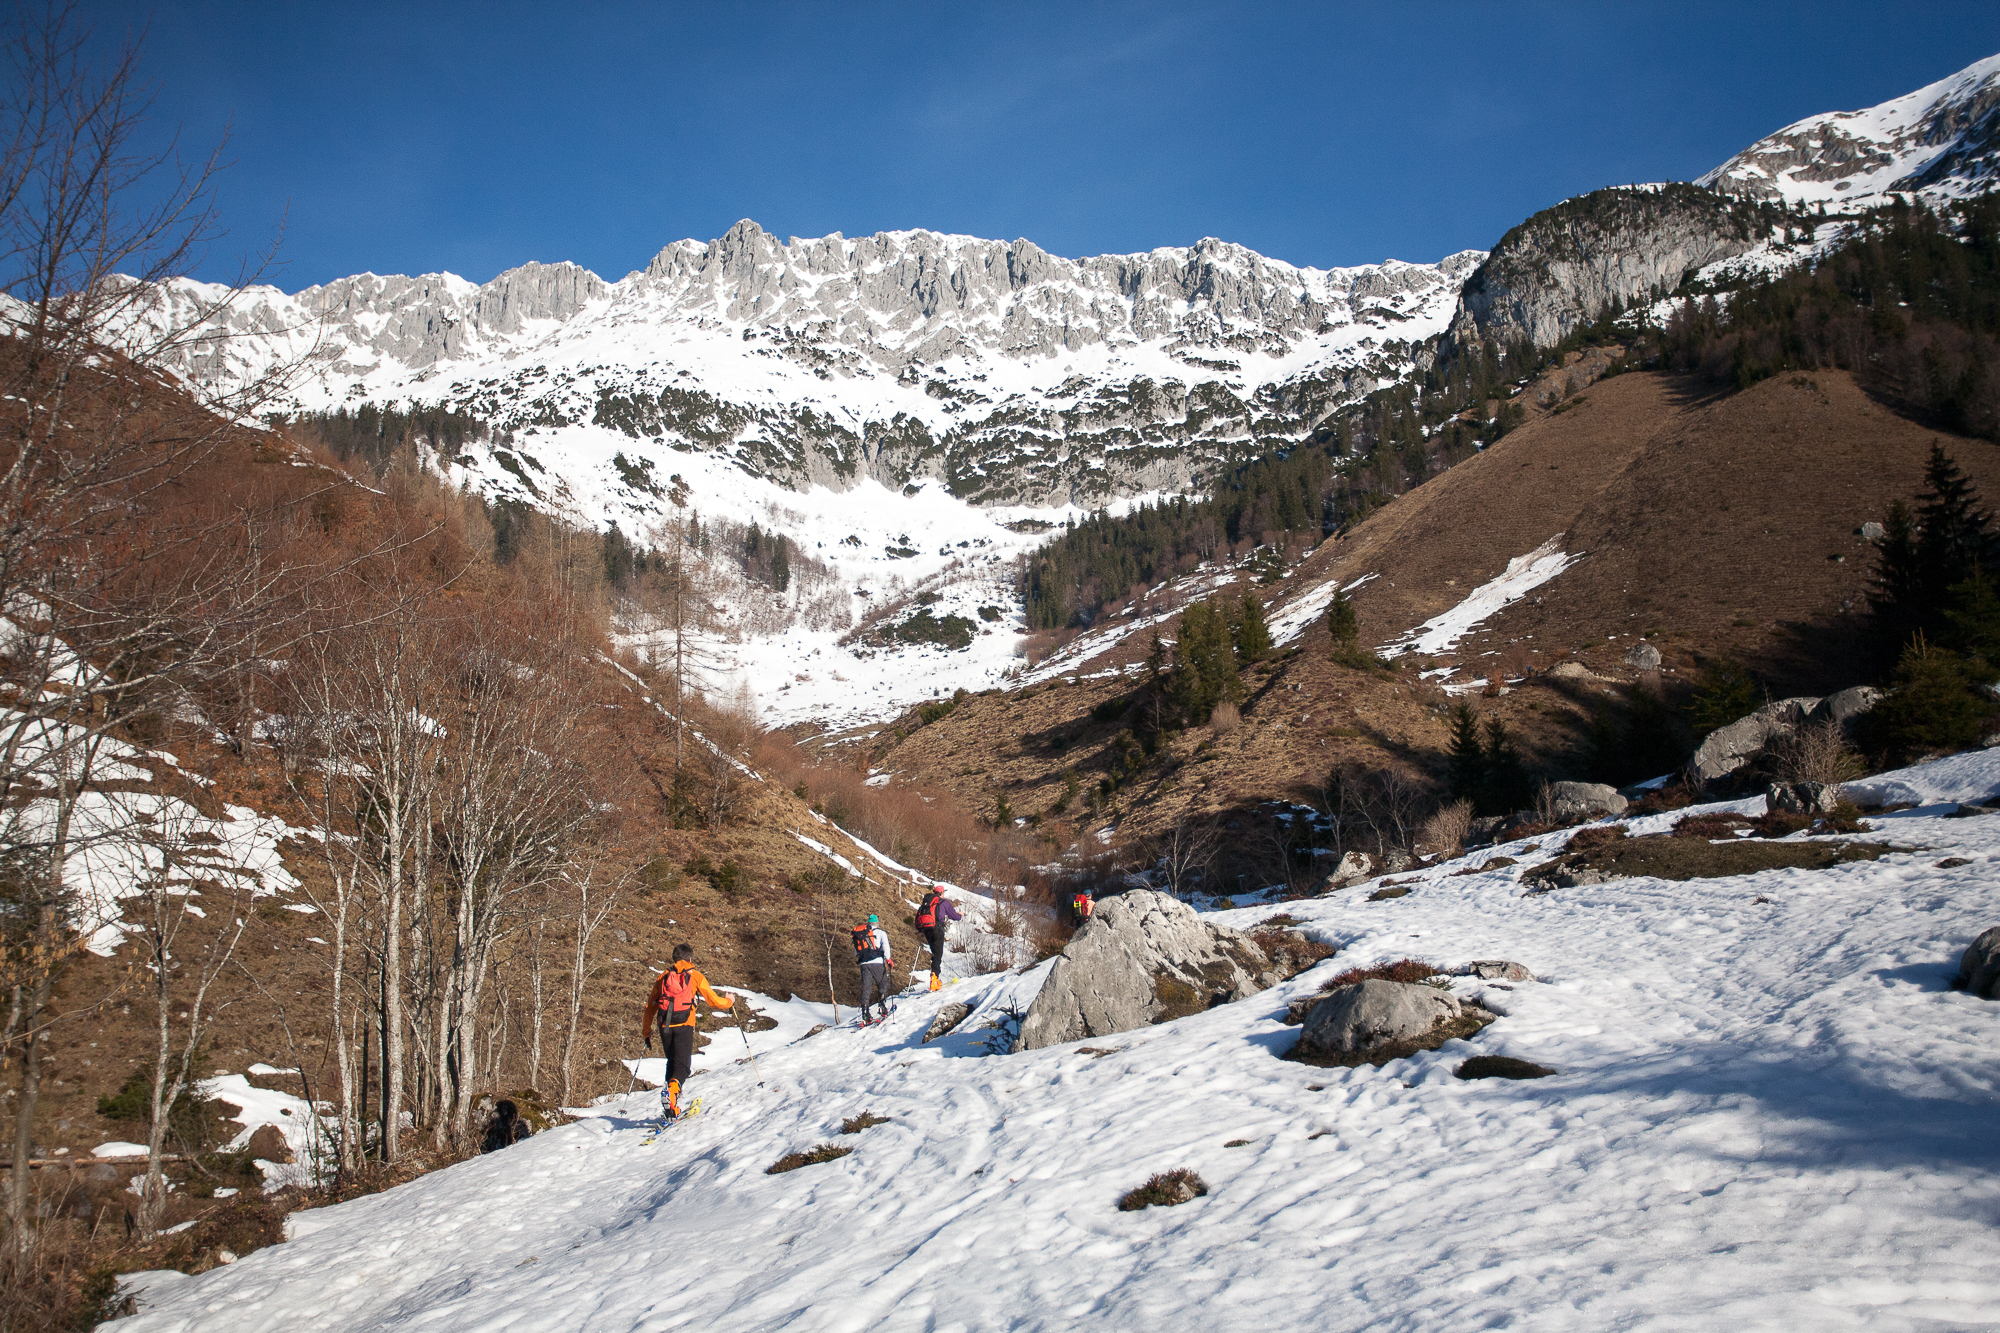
[1566,824,1630,852]
[1117,1168,1208,1211]
[839,1112,889,1135]
[1455,1055,1558,1081]
[766,1144,853,1174]
[1673,812,1750,840]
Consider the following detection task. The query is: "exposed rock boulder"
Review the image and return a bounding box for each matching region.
[1318,851,1373,891]
[1459,960,1535,982]
[1767,781,1842,816]
[1381,848,1414,874]
[1690,696,1823,785]
[1623,642,1662,672]
[1546,661,1606,682]
[1809,685,1883,733]
[1294,979,1493,1065]
[923,1001,973,1043]
[1543,781,1628,822]
[1959,927,2000,999]
[1013,891,1270,1052]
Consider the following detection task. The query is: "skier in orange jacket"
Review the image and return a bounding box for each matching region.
[640,943,734,1120]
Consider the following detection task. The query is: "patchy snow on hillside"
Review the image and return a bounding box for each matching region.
[114,748,2000,1331]
[1378,535,1575,665]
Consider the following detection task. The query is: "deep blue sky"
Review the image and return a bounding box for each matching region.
[80,1,2000,290]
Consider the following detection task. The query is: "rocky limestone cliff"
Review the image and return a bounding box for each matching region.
[1444,185,1779,352]
[136,223,1480,509]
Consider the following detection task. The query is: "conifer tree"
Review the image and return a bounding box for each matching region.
[1481,717,1532,815]
[1326,588,1359,648]
[1168,598,1243,725]
[771,535,790,593]
[1447,704,1485,801]
[1915,443,1994,591]
[1235,592,1273,664]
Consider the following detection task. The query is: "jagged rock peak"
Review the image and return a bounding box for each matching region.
[1701,52,2000,206]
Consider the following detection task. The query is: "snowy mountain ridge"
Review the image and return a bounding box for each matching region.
[151,223,1481,513]
[1700,52,2000,206]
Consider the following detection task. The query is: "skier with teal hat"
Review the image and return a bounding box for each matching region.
[851,912,894,1025]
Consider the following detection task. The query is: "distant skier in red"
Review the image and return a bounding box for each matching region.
[641,943,733,1120]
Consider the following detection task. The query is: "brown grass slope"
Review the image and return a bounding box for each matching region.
[866,369,2000,865]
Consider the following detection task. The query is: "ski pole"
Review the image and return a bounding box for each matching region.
[736,1004,764,1086]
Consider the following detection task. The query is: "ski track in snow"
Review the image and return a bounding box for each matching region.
[115,749,2000,1330]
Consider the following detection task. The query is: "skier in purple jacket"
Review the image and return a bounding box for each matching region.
[914,887,961,991]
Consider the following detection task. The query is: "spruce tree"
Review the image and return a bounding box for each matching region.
[1447,704,1485,801]
[1326,588,1359,647]
[1859,633,2000,763]
[1480,718,1532,815]
[1916,443,1994,591]
[1235,592,1273,664]
[771,535,791,593]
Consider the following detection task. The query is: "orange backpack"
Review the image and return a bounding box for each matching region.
[658,967,696,1025]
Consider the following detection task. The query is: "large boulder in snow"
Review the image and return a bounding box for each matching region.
[1809,685,1883,733]
[1318,851,1373,891]
[1297,979,1485,1060]
[1014,890,1269,1051]
[1767,780,1842,815]
[1959,927,2000,999]
[1543,781,1627,822]
[1690,696,1822,785]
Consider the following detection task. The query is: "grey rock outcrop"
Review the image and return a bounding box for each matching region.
[1958,927,2000,999]
[1623,642,1662,672]
[923,1001,973,1043]
[1543,782,1628,822]
[1013,891,1268,1051]
[1297,980,1478,1058]
[1690,696,1825,785]
[1459,960,1536,982]
[1767,781,1842,816]
[1446,185,1775,353]
[1809,686,1883,733]
[1318,851,1374,890]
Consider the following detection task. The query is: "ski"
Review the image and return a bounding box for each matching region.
[639,1097,702,1145]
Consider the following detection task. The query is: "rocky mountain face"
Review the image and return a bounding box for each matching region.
[1700,53,2000,206]
[1444,184,1782,352]
[150,223,1481,511]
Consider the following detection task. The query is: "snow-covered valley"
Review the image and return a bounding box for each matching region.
[113,749,2000,1331]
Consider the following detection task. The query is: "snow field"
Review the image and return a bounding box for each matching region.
[117,750,2000,1330]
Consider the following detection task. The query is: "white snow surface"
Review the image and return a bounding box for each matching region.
[116,748,2000,1330]
[1378,535,1575,663]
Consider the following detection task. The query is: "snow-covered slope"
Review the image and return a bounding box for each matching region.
[1701,52,2000,207]
[115,749,2000,1330]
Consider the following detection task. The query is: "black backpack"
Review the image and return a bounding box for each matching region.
[852,923,882,961]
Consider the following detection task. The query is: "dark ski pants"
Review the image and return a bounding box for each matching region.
[859,960,891,1016]
[660,1023,695,1105]
[924,925,947,976]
